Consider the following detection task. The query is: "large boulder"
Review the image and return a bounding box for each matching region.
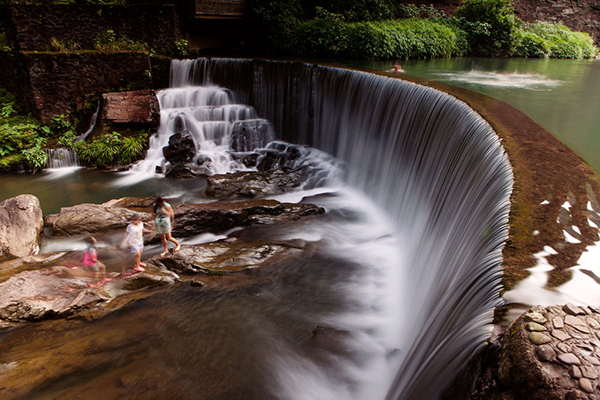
[44,198,153,236]
[0,195,44,261]
[498,304,600,399]
[162,131,196,165]
[0,261,178,322]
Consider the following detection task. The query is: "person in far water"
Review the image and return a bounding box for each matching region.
[154,196,181,257]
[386,62,405,74]
[121,214,150,274]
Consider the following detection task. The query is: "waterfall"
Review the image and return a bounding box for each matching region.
[129,68,275,178]
[46,148,79,168]
[169,58,513,399]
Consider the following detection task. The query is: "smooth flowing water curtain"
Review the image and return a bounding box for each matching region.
[167,58,513,399]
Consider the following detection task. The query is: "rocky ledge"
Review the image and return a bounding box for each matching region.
[476,304,600,399]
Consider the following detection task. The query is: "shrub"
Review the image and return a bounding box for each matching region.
[294,18,467,59]
[74,131,148,166]
[513,22,597,59]
[94,29,150,53]
[453,0,517,56]
[22,146,48,172]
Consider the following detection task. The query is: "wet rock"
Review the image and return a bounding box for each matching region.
[164,164,210,179]
[498,305,600,399]
[0,260,178,323]
[44,198,152,236]
[0,195,44,261]
[171,199,324,238]
[151,237,306,274]
[45,197,324,240]
[162,131,196,165]
[205,169,307,200]
[525,311,548,325]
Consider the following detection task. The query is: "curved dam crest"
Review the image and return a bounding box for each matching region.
[172,58,514,398]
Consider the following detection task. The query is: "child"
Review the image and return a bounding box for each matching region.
[121,214,150,274]
[83,236,108,287]
[154,196,181,257]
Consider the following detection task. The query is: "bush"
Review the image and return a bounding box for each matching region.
[94,30,150,53]
[452,0,517,56]
[513,22,597,59]
[294,18,467,59]
[74,131,148,166]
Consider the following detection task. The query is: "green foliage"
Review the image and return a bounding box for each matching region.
[247,0,304,52]
[173,39,189,57]
[74,131,148,166]
[0,29,10,52]
[512,21,597,59]
[303,0,395,22]
[94,29,150,53]
[294,18,467,59]
[453,0,517,56]
[50,37,82,52]
[22,146,48,172]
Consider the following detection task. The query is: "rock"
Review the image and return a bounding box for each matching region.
[564,303,586,316]
[579,378,595,393]
[558,353,582,365]
[0,195,44,261]
[553,316,564,329]
[152,237,306,274]
[498,307,600,399]
[551,329,571,341]
[230,119,274,152]
[565,315,591,333]
[102,89,160,126]
[529,332,552,345]
[171,199,324,238]
[205,169,307,200]
[537,345,557,362]
[45,197,325,240]
[0,260,178,322]
[526,322,547,332]
[44,198,152,236]
[164,164,210,179]
[525,311,548,324]
[162,131,196,165]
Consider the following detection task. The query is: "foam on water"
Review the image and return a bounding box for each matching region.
[432,70,563,90]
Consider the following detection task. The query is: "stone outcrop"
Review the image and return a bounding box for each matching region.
[205,169,307,199]
[102,90,160,126]
[498,304,600,399]
[171,199,324,237]
[44,198,151,236]
[162,131,196,165]
[0,195,44,261]
[0,262,178,322]
[152,237,308,274]
[44,197,325,238]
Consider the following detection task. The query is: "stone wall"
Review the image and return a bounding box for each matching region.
[2,4,183,52]
[0,52,165,125]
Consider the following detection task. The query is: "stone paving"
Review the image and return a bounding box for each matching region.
[499,304,600,399]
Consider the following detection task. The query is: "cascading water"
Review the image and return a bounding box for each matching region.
[46,148,79,168]
[129,68,276,179]
[163,58,513,399]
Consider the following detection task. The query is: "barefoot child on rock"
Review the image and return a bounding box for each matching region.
[120,214,151,275]
[83,236,109,287]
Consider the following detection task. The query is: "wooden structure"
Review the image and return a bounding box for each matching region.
[190,0,245,19]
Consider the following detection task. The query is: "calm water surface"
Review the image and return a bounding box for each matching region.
[346,57,600,173]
